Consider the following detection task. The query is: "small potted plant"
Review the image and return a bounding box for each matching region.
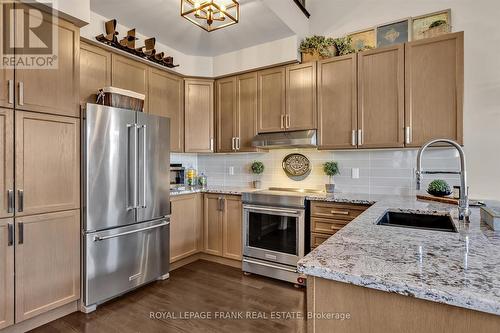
[323,161,340,193]
[299,35,337,62]
[250,161,264,189]
[333,36,355,56]
[427,179,452,197]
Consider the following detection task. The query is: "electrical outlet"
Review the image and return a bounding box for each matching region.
[229,166,235,175]
[351,168,359,179]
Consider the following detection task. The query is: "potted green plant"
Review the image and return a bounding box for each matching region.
[323,161,340,193]
[427,179,452,197]
[250,161,264,189]
[333,36,355,56]
[299,35,337,62]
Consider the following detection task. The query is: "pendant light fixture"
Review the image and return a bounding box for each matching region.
[180,0,240,32]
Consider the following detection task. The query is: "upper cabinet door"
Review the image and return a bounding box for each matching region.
[236,72,258,152]
[286,62,317,131]
[0,109,13,218]
[0,218,14,330]
[80,42,111,105]
[184,79,214,153]
[14,5,79,117]
[405,32,464,147]
[318,55,357,149]
[111,54,148,112]
[0,3,14,109]
[15,112,80,217]
[358,45,405,148]
[257,67,286,133]
[216,76,237,153]
[148,68,184,153]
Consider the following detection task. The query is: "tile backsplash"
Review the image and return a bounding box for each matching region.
[173,148,461,196]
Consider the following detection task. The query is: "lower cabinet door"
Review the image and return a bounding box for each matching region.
[222,196,242,260]
[204,194,223,256]
[0,218,14,330]
[170,194,202,262]
[15,210,80,322]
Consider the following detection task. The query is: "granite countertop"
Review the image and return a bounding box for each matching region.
[170,186,257,196]
[298,194,500,316]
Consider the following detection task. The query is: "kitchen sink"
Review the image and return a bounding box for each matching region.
[377,211,457,233]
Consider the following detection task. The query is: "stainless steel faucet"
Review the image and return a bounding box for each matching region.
[416,139,470,222]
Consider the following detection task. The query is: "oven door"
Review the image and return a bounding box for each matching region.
[243,205,304,266]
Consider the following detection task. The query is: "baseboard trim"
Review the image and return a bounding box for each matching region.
[170,252,242,271]
[1,301,78,333]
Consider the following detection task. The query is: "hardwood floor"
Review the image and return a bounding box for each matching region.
[30,260,306,333]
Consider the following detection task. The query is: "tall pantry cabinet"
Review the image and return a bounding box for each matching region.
[0,3,80,330]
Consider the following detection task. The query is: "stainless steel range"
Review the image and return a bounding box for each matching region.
[242,187,323,285]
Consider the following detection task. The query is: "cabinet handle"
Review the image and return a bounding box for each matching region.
[280,115,285,129]
[17,189,23,212]
[286,114,291,128]
[351,130,357,146]
[7,223,13,246]
[18,81,24,106]
[236,137,240,150]
[331,210,349,215]
[7,190,13,213]
[210,138,214,152]
[405,126,411,144]
[18,222,23,244]
[222,198,226,212]
[8,80,13,104]
[357,129,363,146]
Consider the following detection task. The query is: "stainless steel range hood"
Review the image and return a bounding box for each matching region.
[251,130,317,149]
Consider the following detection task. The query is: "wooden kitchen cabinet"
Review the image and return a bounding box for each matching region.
[15,112,80,217]
[0,218,14,330]
[204,194,242,260]
[0,109,13,218]
[318,55,358,149]
[216,76,237,153]
[257,67,286,133]
[14,5,79,118]
[235,72,258,152]
[0,68,14,109]
[204,194,223,256]
[285,62,317,131]
[148,68,184,152]
[184,79,214,153]
[358,45,405,148]
[170,194,203,262]
[405,32,464,147]
[80,42,111,104]
[15,210,80,322]
[111,54,148,112]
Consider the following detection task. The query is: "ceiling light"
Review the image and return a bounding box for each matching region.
[181,0,239,32]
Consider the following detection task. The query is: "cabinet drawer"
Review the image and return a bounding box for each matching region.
[311,201,369,220]
[312,217,348,235]
[311,233,331,248]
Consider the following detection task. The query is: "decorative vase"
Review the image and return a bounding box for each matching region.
[253,180,261,189]
[325,183,335,193]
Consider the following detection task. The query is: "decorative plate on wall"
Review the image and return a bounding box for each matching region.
[282,153,311,179]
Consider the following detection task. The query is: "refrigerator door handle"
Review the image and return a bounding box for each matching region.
[126,124,138,210]
[140,124,147,209]
[93,220,169,241]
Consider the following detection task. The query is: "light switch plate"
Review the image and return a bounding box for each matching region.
[351,168,359,179]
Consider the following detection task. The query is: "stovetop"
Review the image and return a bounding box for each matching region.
[242,187,325,209]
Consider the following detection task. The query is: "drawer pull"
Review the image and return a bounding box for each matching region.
[330,210,349,215]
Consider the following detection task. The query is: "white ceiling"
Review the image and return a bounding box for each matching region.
[90,0,296,56]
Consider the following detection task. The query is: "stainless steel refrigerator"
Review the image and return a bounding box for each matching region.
[82,103,170,312]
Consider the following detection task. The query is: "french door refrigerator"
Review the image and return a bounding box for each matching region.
[82,103,170,312]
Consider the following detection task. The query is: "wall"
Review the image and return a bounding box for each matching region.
[80,11,214,77]
[197,148,460,196]
[305,0,500,200]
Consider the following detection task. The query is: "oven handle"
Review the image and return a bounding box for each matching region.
[243,205,301,215]
[243,259,298,273]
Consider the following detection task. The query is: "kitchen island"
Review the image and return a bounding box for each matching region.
[299,194,500,333]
